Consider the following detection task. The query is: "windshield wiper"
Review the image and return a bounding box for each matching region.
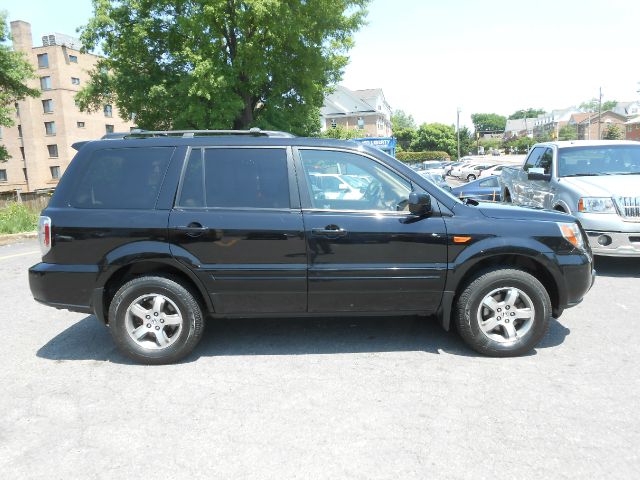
[562,173,601,177]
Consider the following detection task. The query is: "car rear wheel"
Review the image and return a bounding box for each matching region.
[109,276,205,364]
[455,268,551,357]
[467,174,476,181]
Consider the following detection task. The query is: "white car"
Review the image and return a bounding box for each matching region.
[308,173,364,200]
[458,163,496,182]
[479,164,507,178]
[419,161,448,178]
[449,162,474,178]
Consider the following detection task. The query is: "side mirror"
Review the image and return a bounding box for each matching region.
[527,167,551,181]
[409,192,432,216]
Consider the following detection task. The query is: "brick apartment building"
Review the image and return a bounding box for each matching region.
[0,21,133,194]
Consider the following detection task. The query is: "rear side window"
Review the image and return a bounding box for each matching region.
[178,148,290,209]
[71,147,173,209]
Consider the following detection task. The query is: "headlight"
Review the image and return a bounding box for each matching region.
[557,222,585,250]
[577,197,616,213]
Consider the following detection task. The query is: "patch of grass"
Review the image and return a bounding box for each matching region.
[0,202,39,234]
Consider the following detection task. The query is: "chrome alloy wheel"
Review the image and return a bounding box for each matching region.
[124,293,183,349]
[476,287,535,343]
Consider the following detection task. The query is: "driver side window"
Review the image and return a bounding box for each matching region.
[299,149,412,212]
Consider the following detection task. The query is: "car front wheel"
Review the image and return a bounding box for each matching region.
[109,276,205,364]
[467,174,476,181]
[455,268,551,357]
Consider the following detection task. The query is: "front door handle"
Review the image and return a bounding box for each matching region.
[176,222,209,237]
[312,225,347,238]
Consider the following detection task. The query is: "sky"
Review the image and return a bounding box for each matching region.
[5,0,640,129]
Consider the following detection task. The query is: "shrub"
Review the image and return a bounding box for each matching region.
[395,151,451,163]
[0,202,39,234]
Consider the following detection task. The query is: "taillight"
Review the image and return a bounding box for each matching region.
[38,216,52,256]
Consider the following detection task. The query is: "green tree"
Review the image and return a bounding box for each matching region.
[410,123,457,157]
[458,126,473,157]
[320,125,360,140]
[77,0,370,135]
[470,113,507,134]
[508,108,545,120]
[558,124,578,141]
[579,99,617,112]
[393,127,415,151]
[391,109,416,131]
[603,124,624,140]
[0,12,40,161]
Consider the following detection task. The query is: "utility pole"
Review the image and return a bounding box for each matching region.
[597,87,603,139]
[456,107,461,159]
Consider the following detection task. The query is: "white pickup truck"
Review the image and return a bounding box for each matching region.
[500,140,640,257]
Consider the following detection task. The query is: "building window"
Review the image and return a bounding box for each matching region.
[105,124,114,134]
[19,147,25,160]
[330,119,337,128]
[77,121,85,128]
[17,125,23,138]
[104,104,113,118]
[42,99,54,113]
[23,168,28,182]
[50,166,61,179]
[15,102,20,117]
[69,55,78,63]
[47,144,59,158]
[37,53,49,68]
[71,77,80,85]
[0,170,7,182]
[357,117,364,130]
[44,121,56,135]
[40,76,52,90]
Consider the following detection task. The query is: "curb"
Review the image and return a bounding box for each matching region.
[0,231,38,246]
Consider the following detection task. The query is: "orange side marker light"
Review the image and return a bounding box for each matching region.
[453,236,472,244]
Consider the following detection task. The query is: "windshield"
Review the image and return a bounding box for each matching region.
[558,145,640,177]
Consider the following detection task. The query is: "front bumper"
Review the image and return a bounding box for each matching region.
[555,251,596,313]
[585,231,640,257]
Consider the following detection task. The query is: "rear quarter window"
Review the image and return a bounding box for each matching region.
[71,147,173,209]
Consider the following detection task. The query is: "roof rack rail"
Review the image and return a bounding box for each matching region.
[101,128,295,139]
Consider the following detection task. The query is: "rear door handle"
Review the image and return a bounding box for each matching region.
[176,222,209,237]
[311,225,347,238]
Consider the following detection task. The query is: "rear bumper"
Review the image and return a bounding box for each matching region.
[29,262,99,314]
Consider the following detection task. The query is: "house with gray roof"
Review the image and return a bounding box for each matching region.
[320,85,392,137]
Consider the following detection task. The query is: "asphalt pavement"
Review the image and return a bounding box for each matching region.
[1,239,639,479]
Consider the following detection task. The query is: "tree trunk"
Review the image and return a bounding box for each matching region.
[234,94,254,129]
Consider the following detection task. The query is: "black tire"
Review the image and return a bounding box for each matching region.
[467,174,476,181]
[455,268,551,357]
[109,276,205,364]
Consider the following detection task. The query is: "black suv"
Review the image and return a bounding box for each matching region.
[29,130,595,364]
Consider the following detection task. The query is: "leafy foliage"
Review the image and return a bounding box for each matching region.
[508,108,545,120]
[396,151,450,163]
[579,99,617,112]
[77,0,370,135]
[603,124,624,140]
[0,202,38,234]
[470,113,507,133]
[558,124,578,141]
[410,123,457,157]
[0,13,40,161]
[393,127,415,151]
[320,125,361,140]
[391,109,416,131]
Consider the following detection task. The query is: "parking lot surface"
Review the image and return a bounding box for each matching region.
[1,239,639,479]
